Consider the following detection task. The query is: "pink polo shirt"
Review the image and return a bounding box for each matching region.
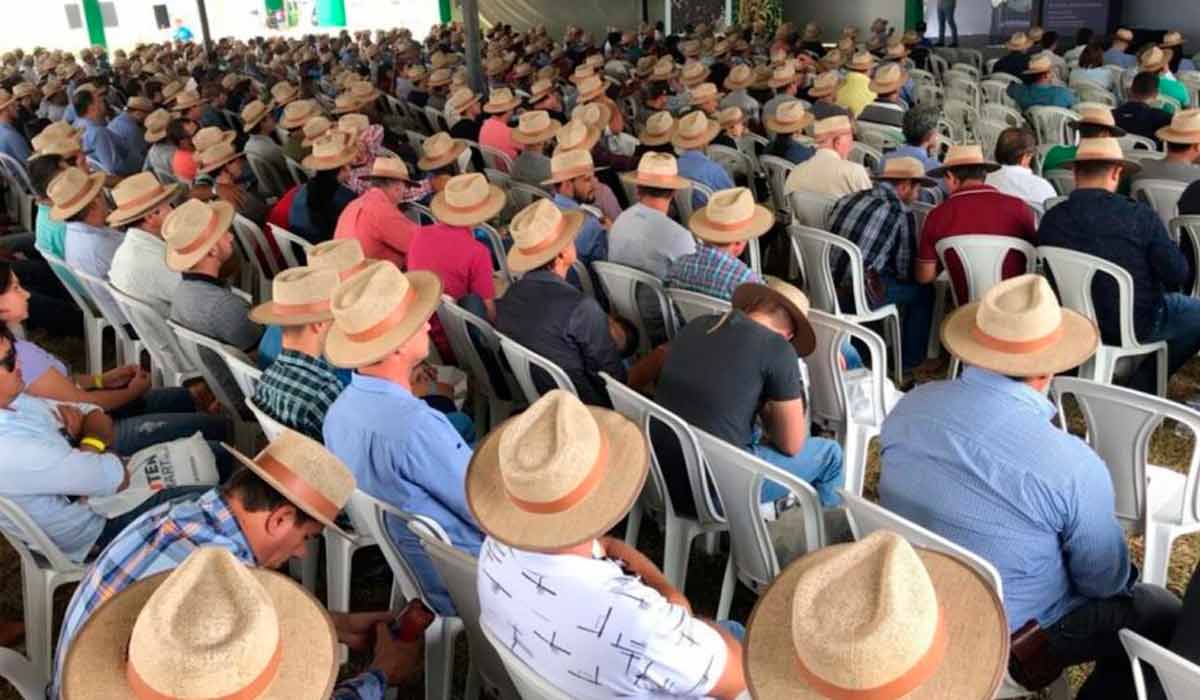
[478,116,519,161]
[407,222,496,360]
[334,187,419,269]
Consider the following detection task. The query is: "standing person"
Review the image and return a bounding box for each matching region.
[937,0,959,47]
[1104,28,1137,69]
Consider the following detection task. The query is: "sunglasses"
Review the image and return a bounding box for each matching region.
[0,343,15,373]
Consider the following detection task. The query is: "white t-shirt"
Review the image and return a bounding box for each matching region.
[985,165,1058,208]
[477,537,729,699]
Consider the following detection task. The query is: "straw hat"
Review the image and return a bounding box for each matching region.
[1114,28,1134,43]
[1005,32,1031,51]
[928,144,1001,177]
[724,64,754,91]
[821,49,845,70]
[637,111,676,146]
[512,110,561,146]
[1067,103,1126,136]
[196,141,244,175]
[143,108,172,142]
[942,274,1099,376]
[542,148,605,187]
[574,75,607,103]
[125,96,154,113]
[901,29,921,46]
[335,81,380,114]
[672,110,720,150]
[886,40,909,60]
[689,82,722,106]
[623,152,691,190]
[874,156,937,188]
[0,89,17,112]
[689,187,773,245]
[1157,109,1200,145]
[1067,136,1142,172]
[240,100,270,131]
[555,119,601,154]
[650,58,676,82]
[1139,46,1167,72]
[417,132,468,171]
[505,198,586,273]
[572,101,612,131]
[250,266,340,326]
[529,77,557,103]
[767,64,798,89]
[162,199,236,271]
[483,87,521,114]
[744,531,1008,700]
[847,51,876,72]
[808,72,842,99]
[466,389,648,551]
[106,172,180,227]
[813,115,854,140]
[324,261,443,368]
[366,156,412,181]
[30,131,82,159]
[431,172,506,226]
[279,99,320,130]
[301,131,358,172]
[47,167,104,222]
[172,90,205,112]
[447,87,480,115]
[270,81,299,106]
[802,23,821,41]
[680,61,710,88]
[308,239,368,280]
[300,116,334,146]
[717,106,744,129]
[765,100,813,134]
[732,277,817,356]
[61,548,339,700]
[337,113,369,138]
[1161,31,1186,49]
[428,68,453,88]
[192,126,235,152]
[569,65,595,85]
[870,63,907,94]
[1023,52,1055,76]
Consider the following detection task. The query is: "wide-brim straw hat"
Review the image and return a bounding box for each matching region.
[196,142,245,175]
[1139,46,1168,72]
[928,144,1002,177]
[241,100,270,130]
[1156,109,1200,145]
[874,156,938,188]
[251,266,339,326]
[689,187,773,245]
[143,110,171,143]
[638,112,676,146]
[672,112,721,150]
[465,390,649,551]
[744,532,1008,700]
[483,88,521,114]
[764,101,814,134]
[1161,31,1186,48]
[622,152,692,190]
[106,173,181,227]
[808,72,841,98]
[732,277,817,356]
[1067,136,1142,173]
[163,199,236,272]
[418,133,468,171]
[431,172,506,226]
[869,64,908,94]
[724,64,754,90]
[512,111,561,145]
[1005,33,1030,51]
[301,132,359,172]
[1068,104,1126,136]
[48,168,105,222]
[1023,54,1055,75]
[555,119,602,154]
[61,550,338,700]
[506,198,585,272]
[942,274,1099,376]
[767,67,798,89]
[279,100,320,130]
[541,149,607,187]
[324,262,443,368]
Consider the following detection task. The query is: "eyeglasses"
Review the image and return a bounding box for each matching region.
[0,343,15,373]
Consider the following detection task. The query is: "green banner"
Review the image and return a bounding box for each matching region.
[316,0,347,27]
[439,0,452,23]
[264,0,283,12]
[81,0,107,48]
[905,0,923,31]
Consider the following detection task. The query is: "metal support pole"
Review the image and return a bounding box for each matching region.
[642,0,649,24]
[663,0,671,36]
[462,0,485,94]
[196,0,214,60]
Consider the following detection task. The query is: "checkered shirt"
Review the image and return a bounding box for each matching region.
[253,349,346,442]
[665,244,763,301]
[828,182,917,283]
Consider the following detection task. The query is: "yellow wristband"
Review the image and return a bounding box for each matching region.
[80,437,107,453]
[93,374,104,389]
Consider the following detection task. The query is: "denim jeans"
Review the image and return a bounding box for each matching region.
[751,436,845,507]
[937,0,959,45]
[111,388,234,456]
[1151,563,1200,699]
[91,485,212,554]
[717,619,746,642]
[881,275,935,371]
[1132,293,1200,393]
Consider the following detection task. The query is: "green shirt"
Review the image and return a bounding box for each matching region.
[34,203,66,259]
[1159,76,1189,114]
[1042,145,1076,174]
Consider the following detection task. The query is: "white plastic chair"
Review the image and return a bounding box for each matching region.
[591,260,675,353]
[856,122,903,151]
[1039,246,1169,395]
[231,215,277,302]
[498,334,575,404]
[665,288,729,325]
[848,141,883,171]
[219,347,263,398]
[267,223,313,269]
[167,321,260,453]
[788,225,903,384]
[942,99,978,141]
[1052,377,1200,586]
[285,156,310,185]
[481,623,574,700]
[405,202,437,225]
[0,496,87,680]
[840,491,1069,699]
[981,80,1020,110]
[436,295,515,431]
[1045,168,1075,195]
[64,266,144,370]
[706,143,755,183]
[0,152,35,232]
[1027,106,1080,146]
[38,247,115,375]
[245,152,291,199]
[694,427,825,620]
[0,647,47,700]
[479,144,514,173]
[787,189,838,230]
[759,154,794,219]
[980,102,1027,128]
[600,373,727,591]
[508,181,550,211]
[1120,629,1200,700]
[1131,179,1187,231]
[411,522,519,700]
[107,283,200,388]
[1171,216,1200,297]
[244,397,286,440]
[974,119,1008,160]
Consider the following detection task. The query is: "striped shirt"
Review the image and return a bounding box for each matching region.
[665,244,763,301]
[52,490,385,699]
[253,349,345,442]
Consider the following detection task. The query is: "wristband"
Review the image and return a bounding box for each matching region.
[80,437,107,453]
[93,374,104,389]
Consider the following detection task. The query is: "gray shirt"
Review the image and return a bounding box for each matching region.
[608,202,696,278]
[509,151,552,187]
[146,142,177,177]
[720,89,761,124]
[108,228,181,318]
[1131,158,1200,187]
[169,274,263,351]
[244,134,290,197]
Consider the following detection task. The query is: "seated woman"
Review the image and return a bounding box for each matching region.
[0,262,231,456]
[1071,42,1114,91]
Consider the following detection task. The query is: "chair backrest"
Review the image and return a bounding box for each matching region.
[479,144,514,174]
[980,102,1027,128]
[64,265,135,346]
[0,495,86,574]
[788,224,868,315]
[481,623,575,700]
[1044,195,1068,210]
[411,523,518,699]
[941,99,978,134]
[946,81,982,111]
[0,152,34,194]
[351,490,436,605]
[244,152,291,199]
[232,213,279,281]
[591,260,674,353]
[974,119,1008,160]
[1038,245,1140,348]
[848,142,883,171]
[424,105,449,134]
[167,320,247,418]
[267,223,313,269]
[787,189,837,230]
[404,202,436,225]
[436,295,513,406]
[706,143,753,182]
[244,397,287,440]
[929,53,950,81]
[933,235,1038,306]
[1172,216,1200,296]
[219,347,262,398]
[1120,629,1200,700]
[1028,106,1080,146]
[0,646,48,700]
[508,181,550,214]
[665,288,730,325]
[107,282,196,382]
[1044,168,1075,195]
[694,427,824,592]
[477,222,514,287]
[735,132,767,174]
[498,334,575,404]
[759,154,795,217]
[1052,376,1200,528]
[285,157,310,186]
[1131,178,1187,231]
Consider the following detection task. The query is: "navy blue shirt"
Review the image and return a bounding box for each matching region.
[1038,188,1188,343]
[992,52,1030,79]
[1112,101,1173,148]
[1182,180,1200,217]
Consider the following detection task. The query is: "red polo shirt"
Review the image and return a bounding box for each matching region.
[407,223,496,361]
[917,183,1038,304]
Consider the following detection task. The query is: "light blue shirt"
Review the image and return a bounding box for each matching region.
[677,149,734,210]
[1103,48,1136,69]
[64,220,128,326]
[552,192,607,267]
[0,394,124,562]
[78,116,134,176]
[107,111,147,170]
[0,122,31,163]
[879,368,1134,631]
[323,373,482,615]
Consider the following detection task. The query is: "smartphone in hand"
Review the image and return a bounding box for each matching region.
[389,599,436,642]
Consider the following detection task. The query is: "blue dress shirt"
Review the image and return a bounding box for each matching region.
[677,149,735,210]
[1103,48,1136,69]
[879,368,1134,631]
[0,122,31,163]
[552,192,607,267]
[107,112,148,170]
[323,374,483,615]
[78,116,135,175]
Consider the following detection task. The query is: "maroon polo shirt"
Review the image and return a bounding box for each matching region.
[917,183,1038,304]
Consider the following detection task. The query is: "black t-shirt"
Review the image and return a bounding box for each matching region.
[1181,179,1200,217]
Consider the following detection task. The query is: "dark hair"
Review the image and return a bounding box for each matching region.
[306,168,343,238]
[166,118,192,147]
[1074,28,1095,48]
[1168,46,1184,74]
[1167,140,1195,154]
[994,127,1036,166]
[644,81,669,101]
[29,154,64,198]
[1079,42,1105,69]
[72,89,96,118]
[220,468,316,524]
[1078,123,1116,138]
[1041,31,1059,49]
[1131,71,1160,99]
[1073,160,1119,179]
[636,184,674,199]
[902,105,940,146]
[946,164,990,182]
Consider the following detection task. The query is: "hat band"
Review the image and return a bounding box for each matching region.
[337,260,369,282]
[271,298,332,316]
[54,179,100,213]
[175,210,227,255]
[793,607,948,700]
[552,164,595,181]
[256,453,342,522]
[116,184,171,213]
[515,213,571,256]
[704,211,757,232]
[309,147,354,168]
[970,322,1065,354]
[507,433,609,514]
[126,637,283,700]
[344,286,419,342]
[638,171,683,187]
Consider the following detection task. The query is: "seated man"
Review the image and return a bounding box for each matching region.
[250,268,343,442]
[1042,104,1126,173]
[334,157,421,269]
[471,390,747,700]
[193,140,271,227]
[1039,137,1198,394]
[1104,28,1137,69]
[1007,53,1079,111]
[1113,71,1173,148]
[73,86,138,176]
[673,111,734,209]
[828,157,935,371]
[50,166,129,326]
[985,127,1057,204]
[762,101,815,163]
[882,104,944,175]
[509,109,557,186]
[499,200,626,406]
[655,278,845,508]
[993,32,1032,77]
[106,172,181,317]
[785,116,872,197]
[858,63,907,128]
[544,149,608,269]
[666,187,766,300]
[478,88,520,161]
[1139,46,1190,114]
[324,262,483,615]
[835,52,878,117]
[53,429,412,699]
[880,274,1181,700]
[241,99,289,193]
[806,72,852,122]
[1131,109,1200,185]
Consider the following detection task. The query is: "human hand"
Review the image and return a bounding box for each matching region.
[57,404,85,441]
[331,611,395,651]
[125,368,152,399]
[369,621,423,686]
[101,365,138,389]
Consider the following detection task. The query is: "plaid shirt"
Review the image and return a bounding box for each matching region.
[665,244,763,301]
[52,490,386,700]
[253,349,346,441]
[828,182,916,283]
